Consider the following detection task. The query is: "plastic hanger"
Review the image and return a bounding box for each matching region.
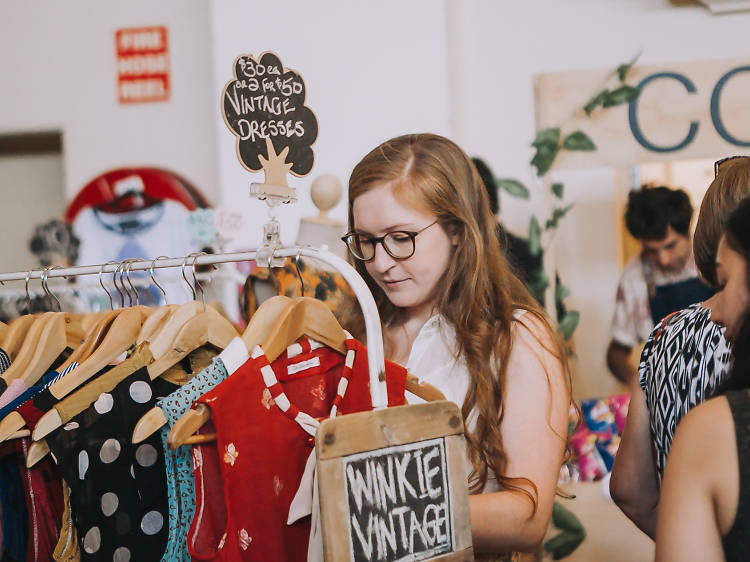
[136,294,292,446]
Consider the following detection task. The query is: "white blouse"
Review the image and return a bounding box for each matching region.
[404,310,530,495]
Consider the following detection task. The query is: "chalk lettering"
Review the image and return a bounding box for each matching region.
[344,438,453,561]
[423,447,443,499]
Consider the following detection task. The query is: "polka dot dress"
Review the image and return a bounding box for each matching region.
[47,367,177,561]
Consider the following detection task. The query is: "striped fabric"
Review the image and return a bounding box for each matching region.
[251,332,356,436]
[0,348,10,373]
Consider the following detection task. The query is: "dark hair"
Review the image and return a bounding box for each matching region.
[624,186,693,240]
[717,196,750,393]
[472,157,499,215]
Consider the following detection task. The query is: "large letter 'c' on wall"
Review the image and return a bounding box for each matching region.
[711,66,750,148]
[628,72,699,153]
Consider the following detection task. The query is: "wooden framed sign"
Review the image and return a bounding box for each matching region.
[316,401,474,561]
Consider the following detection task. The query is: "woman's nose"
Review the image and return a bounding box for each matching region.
[370,242,396,273]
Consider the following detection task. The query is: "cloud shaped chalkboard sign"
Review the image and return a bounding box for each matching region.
[222,52,318,180]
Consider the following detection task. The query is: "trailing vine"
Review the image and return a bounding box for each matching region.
[493,52,642,344]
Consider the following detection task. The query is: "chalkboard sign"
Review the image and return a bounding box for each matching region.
[221,51,318,186]
[317,401,473,562]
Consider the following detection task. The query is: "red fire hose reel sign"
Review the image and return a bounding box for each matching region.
[116,26,170,104]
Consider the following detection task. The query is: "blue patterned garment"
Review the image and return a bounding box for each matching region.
[156,337,247,562]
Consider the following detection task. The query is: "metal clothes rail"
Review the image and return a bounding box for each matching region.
[0,247,388,408]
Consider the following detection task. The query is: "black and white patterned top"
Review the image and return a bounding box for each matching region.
[47,367,177,561]
[0,347,10,373]
[639,303,732,479]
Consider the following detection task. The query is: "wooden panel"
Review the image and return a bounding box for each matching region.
[318,457,352,561]
[317,402,473,562]
[317,401,464,460]
[445,434,472,554]
[535,57,750,169]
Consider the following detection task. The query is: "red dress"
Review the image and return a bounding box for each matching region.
[187,337,406,561]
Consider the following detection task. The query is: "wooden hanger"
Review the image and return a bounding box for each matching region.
[0,321,7,344]
[0,308,144,443]
[146,306,238,379]
[34,308,172,442]
[134,295,292,446]
[261,296,347,362]
[25,439,49,467]
[15,313,69,386]
[2,315,35,360]
[136,304,176,345]
[0,312,55,384]
[56,309,121,372]
[47,307,144,400]
[167,296,344,450]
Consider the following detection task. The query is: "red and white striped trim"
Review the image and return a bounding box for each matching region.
[252,333,355,436]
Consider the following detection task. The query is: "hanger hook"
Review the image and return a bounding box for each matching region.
[99,261,116,310]
[181,254,197,301]
[25,269,34,314]
[150,256,169,305]
[191,252,208,312]
[124,259,140,306]
[293,248,305,298]
[113,261,127,308]
[42,266,63,312]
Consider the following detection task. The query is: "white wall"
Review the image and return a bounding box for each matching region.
[2,0,750,396]
[447,0,750,397]
[0,1,218,202]
[209,0,453,249]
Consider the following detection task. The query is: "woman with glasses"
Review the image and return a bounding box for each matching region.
[611,156,750,538]
[655,196,750,561]
[342,133,572,559]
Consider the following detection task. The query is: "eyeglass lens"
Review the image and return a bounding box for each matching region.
[348,232,415,261]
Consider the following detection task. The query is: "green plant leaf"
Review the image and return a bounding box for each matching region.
[583,89,608,116]
[558,310,580,341]
[532,127,560,147]
[602,85,641,107]
[562,131,596,151]
[528,216,542,257]
[544,530,586,560]
[617,63,632,82]
[531,127,561,176]
[551,182,564,199]
[527,268,549,305]
[555,282,571,302]
[545,204,575,230]
[531,144,559,176]
[552,501,585,533]
[495,178,530,200]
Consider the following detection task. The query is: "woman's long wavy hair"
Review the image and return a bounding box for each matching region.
[345,133,572,507]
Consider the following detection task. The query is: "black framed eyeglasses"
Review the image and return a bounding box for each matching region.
[714,155,750,178]
[341,220,438,262]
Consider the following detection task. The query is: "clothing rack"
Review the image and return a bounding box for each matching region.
[0,247,389,408]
